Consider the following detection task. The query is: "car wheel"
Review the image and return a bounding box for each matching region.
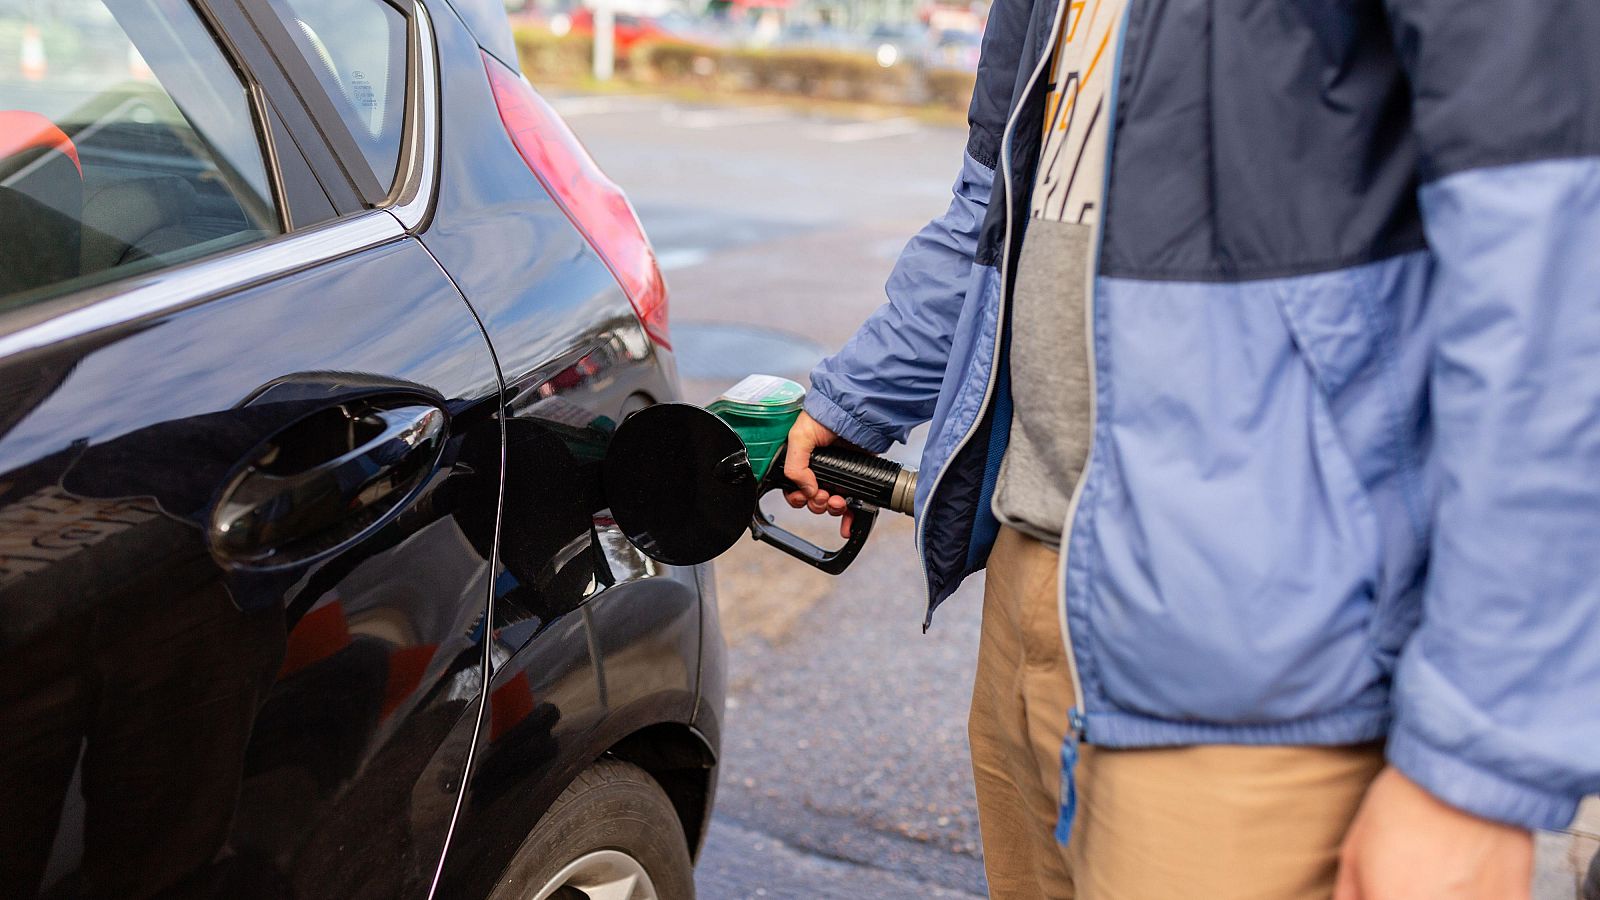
[487,758,695,900]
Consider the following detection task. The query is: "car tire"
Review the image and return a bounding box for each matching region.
[487,758,696,900]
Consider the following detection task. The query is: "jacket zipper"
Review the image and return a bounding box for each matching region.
[1056,0,1133,744]
[917,0,1075,630]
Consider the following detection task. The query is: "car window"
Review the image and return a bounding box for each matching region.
[0,0,282,311]
[265,0,408,195]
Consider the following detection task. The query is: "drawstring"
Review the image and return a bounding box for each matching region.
[1055,708,1085,845]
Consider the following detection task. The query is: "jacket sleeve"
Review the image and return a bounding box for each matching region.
[804,151,994,453]
[1381,0,1600,830]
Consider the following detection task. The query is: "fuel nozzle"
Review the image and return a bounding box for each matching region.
[706,374,916,515]
[798,445,917,517]
[602,375,916,574]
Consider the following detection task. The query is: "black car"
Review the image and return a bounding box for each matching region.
[0,1,723,898]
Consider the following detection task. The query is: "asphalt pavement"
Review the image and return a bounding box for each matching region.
[556,91,1599,900]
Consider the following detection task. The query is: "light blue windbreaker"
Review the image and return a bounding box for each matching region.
[806,0,1600,832]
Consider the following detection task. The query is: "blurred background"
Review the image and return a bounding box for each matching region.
[506,0,983,103]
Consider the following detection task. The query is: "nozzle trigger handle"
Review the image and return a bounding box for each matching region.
[749,498,878,576]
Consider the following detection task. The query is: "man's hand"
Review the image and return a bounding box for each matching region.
[782,411,855,539]
[1335,766,1532,900]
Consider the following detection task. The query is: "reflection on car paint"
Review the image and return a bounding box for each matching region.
[0,240,500,898]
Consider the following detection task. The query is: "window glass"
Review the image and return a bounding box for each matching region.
[268,0,408,193]
[0,0,281,310]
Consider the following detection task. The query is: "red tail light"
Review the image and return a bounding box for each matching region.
[483,53,670,348]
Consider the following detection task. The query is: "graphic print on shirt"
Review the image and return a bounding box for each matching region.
[1033,0,1128,224]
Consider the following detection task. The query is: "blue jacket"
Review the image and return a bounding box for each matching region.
[806,0,1600,831]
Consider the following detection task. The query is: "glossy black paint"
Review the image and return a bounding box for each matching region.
[418,5,722,892]
[0,241,500,898]
[440,0,519,68]
[0,1,723,897]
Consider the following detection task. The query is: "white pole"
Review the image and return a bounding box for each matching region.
[593,0,615,81]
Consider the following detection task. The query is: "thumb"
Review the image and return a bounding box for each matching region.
[783,413,829,498]
[1332,849,1361,900]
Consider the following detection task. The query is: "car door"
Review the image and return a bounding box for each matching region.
[0,2,500,898]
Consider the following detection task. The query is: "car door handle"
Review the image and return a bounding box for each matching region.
[211,401,448,563]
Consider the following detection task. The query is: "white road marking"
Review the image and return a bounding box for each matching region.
[551,95,922,145]
[656,247,711,271]
[807,117,922,143]
[662,105,791,129]
[548,94,663,116]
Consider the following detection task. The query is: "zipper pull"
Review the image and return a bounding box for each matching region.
[1055,708,1086,846]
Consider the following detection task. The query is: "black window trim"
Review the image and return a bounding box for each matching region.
[181,0,304,231]
[239,0,419,207]
[98,0,293,237]
[197,0,366,215]
[246,81,296,230]
[259,95,343,229]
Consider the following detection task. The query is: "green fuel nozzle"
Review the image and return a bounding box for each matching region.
[703,374,807,482]
[603,375,917,575]
[707,375,917,517]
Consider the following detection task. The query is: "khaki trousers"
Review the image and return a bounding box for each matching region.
[970,527,1385,900]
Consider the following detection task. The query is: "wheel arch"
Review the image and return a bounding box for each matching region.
[602,721,718,861]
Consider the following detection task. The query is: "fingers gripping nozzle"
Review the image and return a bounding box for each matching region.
[804,446,917,517]
[747,443,916,575]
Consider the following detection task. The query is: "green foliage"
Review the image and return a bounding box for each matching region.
[631,39,719,82]
[514,29,596,81]
[720,47,912,102]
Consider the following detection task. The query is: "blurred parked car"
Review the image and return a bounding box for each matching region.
[867,22,930,68]
[557,8,683,54]
[773,21,861,52]
[926,28,981,72]
[0,0,723,898]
